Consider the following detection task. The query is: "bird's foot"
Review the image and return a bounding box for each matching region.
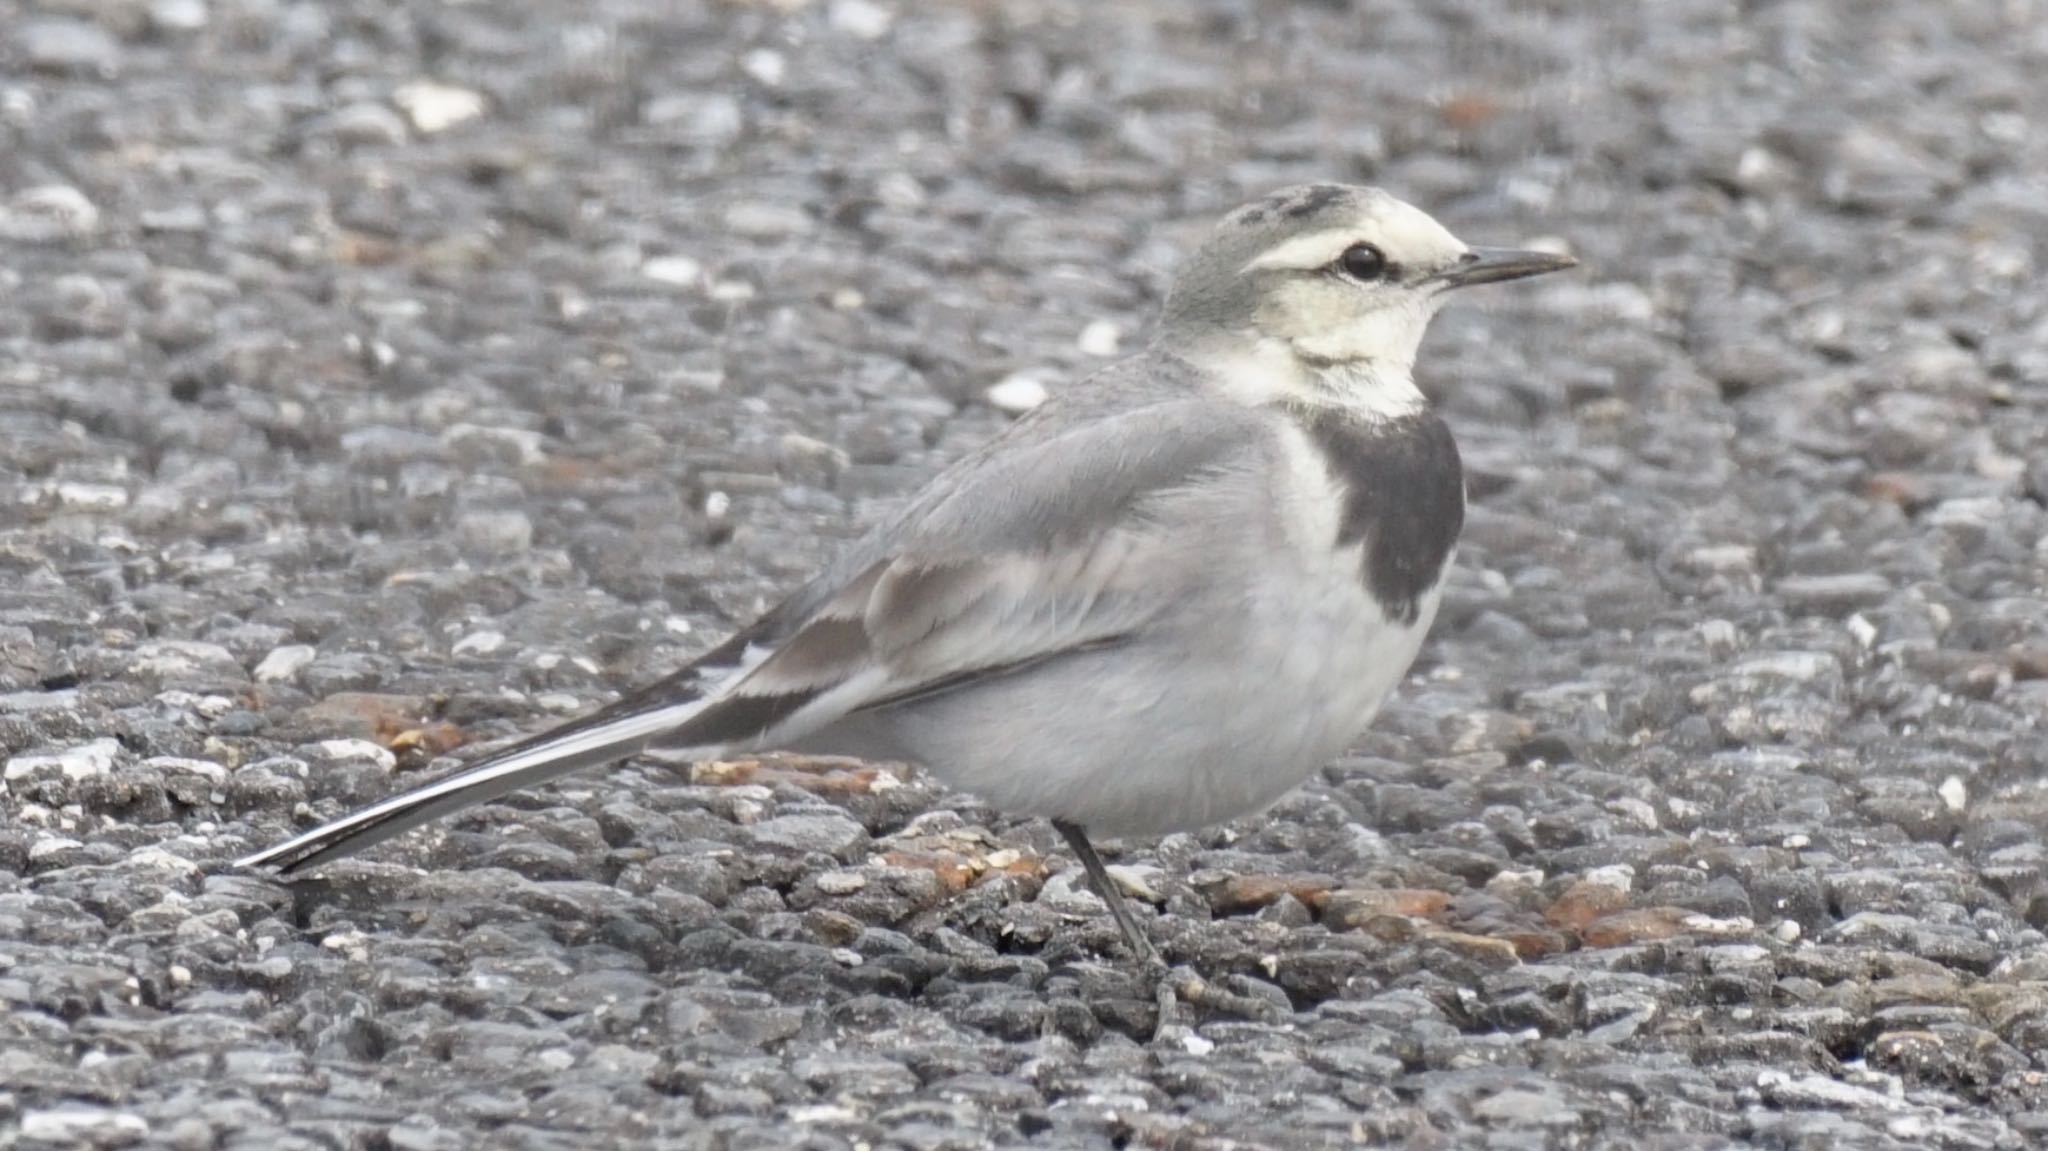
[1149,962,1287,1042]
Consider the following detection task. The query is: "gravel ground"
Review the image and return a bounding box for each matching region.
[4,0,2048,1147]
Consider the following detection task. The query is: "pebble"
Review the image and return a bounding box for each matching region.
[252,644,317,683]
[21,19,121,76]
[149,0,209,33]
[0,185,101,243]
[452,630,507,657]
[394,81,487,134]
[722,202,813,239]
[457,509,535,555]
[1077,320,1123,357]
[5,737,122,781]
[19,1107,150,1146]
[828,0,894,40]
[641,255,703,287]
[748,812,869,859]
[985,373,1049,414]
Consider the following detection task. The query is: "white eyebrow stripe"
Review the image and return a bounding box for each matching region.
[1241,229,1360,273]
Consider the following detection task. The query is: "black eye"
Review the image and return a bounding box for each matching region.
[1337,242,1389,281]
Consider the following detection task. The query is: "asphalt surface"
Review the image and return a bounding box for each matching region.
[4,0,2048,1148]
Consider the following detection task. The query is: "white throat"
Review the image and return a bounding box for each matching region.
[1196,336,1427,422]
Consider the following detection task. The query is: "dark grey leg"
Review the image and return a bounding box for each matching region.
[1052,819,1158,964]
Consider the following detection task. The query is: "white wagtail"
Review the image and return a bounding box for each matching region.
[237,185,1575,962]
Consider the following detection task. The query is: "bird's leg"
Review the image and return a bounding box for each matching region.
[1051,820,1285,1034]
[1052,819,1158,965]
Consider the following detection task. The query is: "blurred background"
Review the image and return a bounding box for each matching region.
[2,0,2047,1147]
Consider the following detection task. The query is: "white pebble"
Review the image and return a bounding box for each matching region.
[5,737,121,781]
[1937,775,1967,813]
[1077,320,1122,358]
[47,481,129,510]
[316,739,397,770]
[28,836,84,862]
[452,630,506,657]
[828,0,893,39]
[252,644,316,683]
[641,254,702,287]
[742,49,786,86]
[1582,863,1636,892]
[985,373,1049,415]
[0,184,100,242]
[20,1109,149,1144]
[393,80,486,134]
[150,0,209,31]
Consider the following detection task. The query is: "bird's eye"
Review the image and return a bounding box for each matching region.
[1336,242,1389,281]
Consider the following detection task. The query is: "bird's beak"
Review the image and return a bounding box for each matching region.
[1427,247,1578,290]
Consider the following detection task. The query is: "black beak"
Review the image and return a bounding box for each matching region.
[1428,247,1578,290]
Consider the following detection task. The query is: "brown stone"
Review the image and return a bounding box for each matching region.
[881,849,978,892]
[300,691,435,741]
[1420,928,1522,968]
[1203,873,1336,916]
[1544,880,1632,930]
[1324,887,1452,931]
[690,754,911,796]
[386,721,467,757]
[1578,906,1701,948]
[1503,930,1573,960]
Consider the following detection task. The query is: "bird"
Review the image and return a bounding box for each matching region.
[235,185,1576,964]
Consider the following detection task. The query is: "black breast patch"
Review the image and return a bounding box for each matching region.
[1292,408,1465,625]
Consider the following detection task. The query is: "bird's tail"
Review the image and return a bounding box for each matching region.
[235,574,883,875]
[232,676,729,875]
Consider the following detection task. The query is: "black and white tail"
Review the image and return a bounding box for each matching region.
[234,620,824,874]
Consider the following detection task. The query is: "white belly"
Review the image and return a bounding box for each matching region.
[872,564,1443,837]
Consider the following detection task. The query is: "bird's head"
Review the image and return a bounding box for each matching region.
[1163,185,1576,412]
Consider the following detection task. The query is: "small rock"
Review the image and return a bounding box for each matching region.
[315,739,397,770]
[21,19,121,76]
[394,80,487,134]
[1938,776,1967,813]
[741,49,786,86]
[749,812,869,859]
[722,202,813,238]
[1580,907,1753,948]
[451,631,506,657]
[643,93,743,146]
[1324,887,1452,930]
[149,0,209,32]
[1200,872,1335,916]
[327,101,409,148]
[130,640,246,685]
[5,737,123,781]
[20,1106,150,1147]
[1727,651,1838,685]
[47,481,129,510]
[457,509,534,555]
[641,255,703,287]
[1775,573,1893,615]
[1544,880,1631,929]
[986,373,1049,414]
[0,185,102,243]
[828,0,893,39]
[252,645,317,683]
[1078,320,1123,357]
